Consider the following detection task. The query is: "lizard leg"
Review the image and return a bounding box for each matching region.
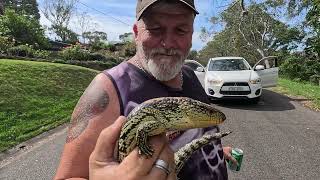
[174,131,232,173]
[136,120,166,157]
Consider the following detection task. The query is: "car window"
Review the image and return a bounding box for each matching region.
[208,59,250,71]
[255,58,277,69]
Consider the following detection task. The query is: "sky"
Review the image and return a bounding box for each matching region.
[37,0,235,51]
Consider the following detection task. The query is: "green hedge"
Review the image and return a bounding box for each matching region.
[280,56,320,84]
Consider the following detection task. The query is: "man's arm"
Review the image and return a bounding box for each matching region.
[54,73,121,180]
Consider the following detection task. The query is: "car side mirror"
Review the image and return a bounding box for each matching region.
[255,65,265,71]
[196,67,205,72]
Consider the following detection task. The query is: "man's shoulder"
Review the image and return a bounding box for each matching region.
[182,65,197,79]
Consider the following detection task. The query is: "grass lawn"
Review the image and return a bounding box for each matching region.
[0,59,99,152]
[271,78,320,111]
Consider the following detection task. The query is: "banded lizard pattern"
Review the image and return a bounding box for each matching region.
[118,97,231,174]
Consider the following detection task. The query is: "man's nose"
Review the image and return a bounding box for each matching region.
[161,32,178,49]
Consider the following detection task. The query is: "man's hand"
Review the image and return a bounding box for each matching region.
[223,146,238,165]
[89,116,177,180]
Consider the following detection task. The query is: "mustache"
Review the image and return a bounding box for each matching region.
[149,48,183,57]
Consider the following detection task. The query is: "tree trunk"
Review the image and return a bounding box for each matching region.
[256,48,265,58]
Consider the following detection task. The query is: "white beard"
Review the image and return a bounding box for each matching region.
[137,44,187,81]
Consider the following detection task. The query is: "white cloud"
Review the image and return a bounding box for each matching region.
[192,31,209,51]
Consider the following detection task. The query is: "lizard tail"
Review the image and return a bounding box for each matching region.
[174,131,232,174]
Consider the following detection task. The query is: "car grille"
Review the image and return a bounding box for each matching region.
[223,82,249,86]
[220,82,251,95]
[220,91,251,95]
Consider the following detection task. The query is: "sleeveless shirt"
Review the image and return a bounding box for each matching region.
[104,62,228,180]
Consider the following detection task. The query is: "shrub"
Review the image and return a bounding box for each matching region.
[0,36,14,53]
[60,45,91,61]
[65,60,119,71]
[280,56,320,83]
[90,41,108,51]
[122,42,136,57]
[88,52,107,61]
[33,49,51,59]
[7,45,34,57]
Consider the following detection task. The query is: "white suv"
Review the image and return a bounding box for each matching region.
[184,56,279,103]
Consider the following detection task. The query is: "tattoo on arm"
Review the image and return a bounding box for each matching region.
[66,79,109,143]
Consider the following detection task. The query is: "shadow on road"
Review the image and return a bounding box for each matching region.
[213,89,296,111]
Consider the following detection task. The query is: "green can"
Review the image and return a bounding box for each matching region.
[227,148,243,171]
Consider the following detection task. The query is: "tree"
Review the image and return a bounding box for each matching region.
[119,32,133,42]
[83,31,107,44]
[187,50,198,60]
[42,0,77,42]
[200,1,302,63]
[276,0,319,59]
[76,12,92,44]
[0,9,48,48]
[4,0,40,20]
[51,24,78,44]
[304,0,320,58]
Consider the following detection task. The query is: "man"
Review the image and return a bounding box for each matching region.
[55,0,235,179]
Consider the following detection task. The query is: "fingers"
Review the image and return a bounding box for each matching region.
[223,146,238,165]
[90,116,126,163]
[167,171,178,180]
[121,134,167,175]
[148,143,175,180]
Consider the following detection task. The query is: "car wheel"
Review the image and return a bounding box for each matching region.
[250,96,261,104]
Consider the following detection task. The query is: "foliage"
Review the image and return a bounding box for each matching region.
[60,44,91,61]
[7,45,34,57]
[50,24,78,44]
[4,0,40,20]
[120,41,136,57]
[42,0,77,43]
[119,32,133,42]
[0,59,98,152]
[305,0,320,58]
[0,36,14,53]
[90,41,108,51]
[33,49,51,59]
[83,31,107,43]
[89,52,108,61]
[64,60,118,71]
[187,50,198,60]
[280,56,320,83]
[0,9,49,48]
[200,1,303,65]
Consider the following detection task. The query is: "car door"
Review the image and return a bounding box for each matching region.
[184,60,206,88]
[253,56,279,87]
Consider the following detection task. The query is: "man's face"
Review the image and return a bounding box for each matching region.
[134,3,194,81]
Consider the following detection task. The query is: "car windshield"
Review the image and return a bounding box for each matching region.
[208,59,251,71]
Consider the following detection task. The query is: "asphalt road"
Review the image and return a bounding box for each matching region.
[0,89,320,180]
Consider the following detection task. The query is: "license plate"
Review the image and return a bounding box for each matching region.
[228,87,243,91]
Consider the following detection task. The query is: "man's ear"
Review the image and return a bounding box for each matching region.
[133,23,138,39]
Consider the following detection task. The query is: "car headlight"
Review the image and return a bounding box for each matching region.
[249,78,261,84]
[207,78,223,85]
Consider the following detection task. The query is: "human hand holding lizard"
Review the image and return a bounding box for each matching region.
[89,116,177,180]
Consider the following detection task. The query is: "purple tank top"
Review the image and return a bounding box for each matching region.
[104,62,228,180]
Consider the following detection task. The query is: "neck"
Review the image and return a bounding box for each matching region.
[162,71,183,90]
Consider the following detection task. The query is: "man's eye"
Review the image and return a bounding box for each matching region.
[177,29,188,35]
[148,28,161,33]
